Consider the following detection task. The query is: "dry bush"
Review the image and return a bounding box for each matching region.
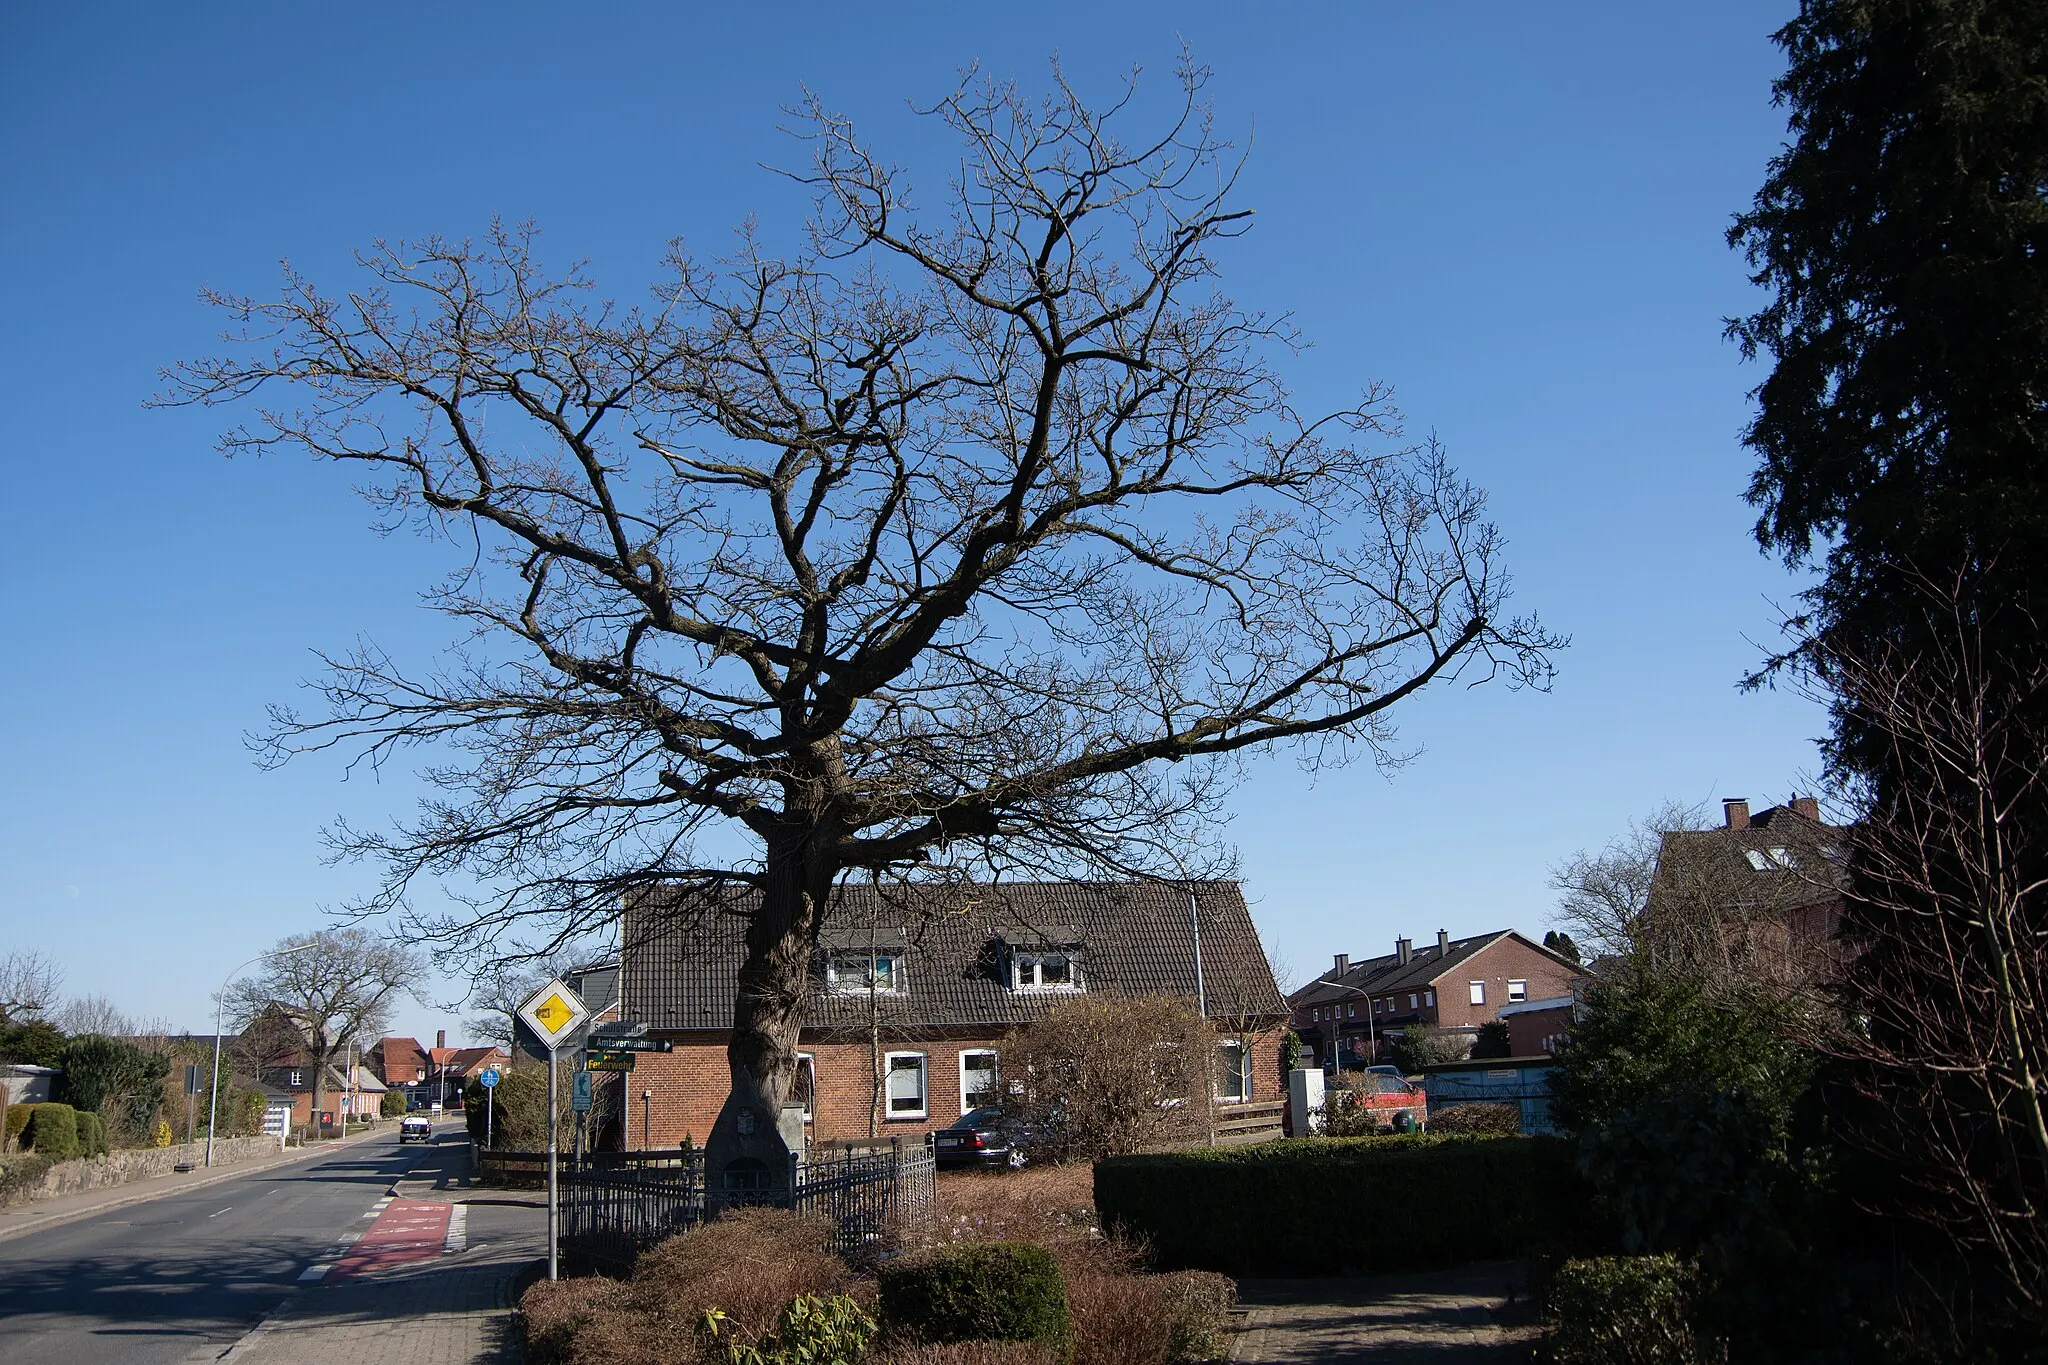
[1002,996,1217,1161]
[877,1343,1062,1365]
[520,1209,855,1365]
[922,1166,1100,1250]
[1428,1102,1522,1135]
[1053,1247,1236,1365]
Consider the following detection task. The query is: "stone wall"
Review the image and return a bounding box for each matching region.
[0,1134,288,1206]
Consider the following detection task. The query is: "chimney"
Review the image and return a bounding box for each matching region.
[1790,795,1820,821]
[1395,937,1412,965]
[436,1030,446,1050]
[1436,929,1450,957]
[1723,797,1750,829]
[1332,953,1349,977]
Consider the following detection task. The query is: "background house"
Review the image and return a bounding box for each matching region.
[1289,930,1584,1068]
[616,880,1288,1148]
[1650,795,1849,986]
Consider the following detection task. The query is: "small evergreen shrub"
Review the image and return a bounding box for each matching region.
[703,1292,877,1365]
[4,1103,30,1151]
[22,1104,80,1160]
[0,1153,56,1201]
[381,1088,409,1118]
[1546,1255,1719,1364]
[149,1117,174,1148]
[78,1111,109,1156]
[880,1243,1071,1360]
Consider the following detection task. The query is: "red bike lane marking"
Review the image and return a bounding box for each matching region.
[328,1198,451,1279]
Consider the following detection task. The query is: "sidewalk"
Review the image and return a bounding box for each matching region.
[0,1123,392,1245]
[1232,1262,1544,1363]
[221,1199,542,1365]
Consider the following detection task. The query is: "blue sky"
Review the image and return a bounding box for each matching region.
[0,2,1820,1039]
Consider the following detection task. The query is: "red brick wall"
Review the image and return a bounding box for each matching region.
[1431,938,1582,1031]
[1503,1002,1574,1056]
[630,1022,1288,1148]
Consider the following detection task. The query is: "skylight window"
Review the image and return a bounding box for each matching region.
[1745,847,1798,871]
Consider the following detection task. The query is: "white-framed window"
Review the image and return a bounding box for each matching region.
[960,1050,1000,1114]
[1215,1040,1252,1103]
[289,1069,302,1087]
[827,951,904,994]
[884,1051,927,1119]
[794,1052,816,1122]
[1346,1004,1355,1018]
[1468,981,1486,1006]
[1012,950,1082,992]
[1311,1007,1320,1021]
[1424,990,1435,1008]
[1508,979,1528,1002]
[1409,993,1419,1009]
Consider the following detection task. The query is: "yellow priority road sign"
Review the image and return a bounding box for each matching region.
[516,978,589,1051]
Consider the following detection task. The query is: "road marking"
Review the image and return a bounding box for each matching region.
[297,1263,333,1282]
[443,1205,467,1254]
[209,1207,233,1218]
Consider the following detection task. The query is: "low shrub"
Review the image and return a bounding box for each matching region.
[78,1111,109,1157]
[523,1209,854,1365]
[1094,1134,1604,1275]
[1427,1102,1521,1136]
[880,1243,1070,1361]
[22,1104,80,1160]
[1545,1255,1719,1365]
[5,1102,32,1151]
[148,1117,173,1149]
[1160,1273,1235,1364]
[920,1167,1099,1251]
[381,1088,409,1118]
[703,1292,876,1365]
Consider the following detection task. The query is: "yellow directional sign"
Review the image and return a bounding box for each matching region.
[516,978,589,1051]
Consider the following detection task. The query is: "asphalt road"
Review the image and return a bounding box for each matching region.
[0,1132,477,1365]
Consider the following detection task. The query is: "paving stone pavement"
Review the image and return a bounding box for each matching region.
[1232,1262,1544,1363]
[218,1205,542,1365]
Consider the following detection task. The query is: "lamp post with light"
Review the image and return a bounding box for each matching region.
[207,942,318,1167]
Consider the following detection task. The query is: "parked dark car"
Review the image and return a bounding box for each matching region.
[399,1115,433,1144]
[932,1107,1033,1170]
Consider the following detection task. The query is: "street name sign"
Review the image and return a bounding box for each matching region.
[517,979,589,1050]
[586,1036,671,1052]
[589,1020,648,1038]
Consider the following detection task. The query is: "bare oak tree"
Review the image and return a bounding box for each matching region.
[166,60,1557,1175]
[0,950,63,1023]
[226,929,423,1129]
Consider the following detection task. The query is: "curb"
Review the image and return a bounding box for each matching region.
[0,1125,392,1246]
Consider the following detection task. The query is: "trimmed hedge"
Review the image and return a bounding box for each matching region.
[3,1103,29,1151]
[22,1104,81,1160]
[880,1243,1072,1360]
[1546,1255,1711,1364]
[1094,1134,1608,1275]
[78,1111,109,1157]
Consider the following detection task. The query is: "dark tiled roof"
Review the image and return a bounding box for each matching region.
[1654,804,1849,914]
[1287,930,1580,1009]
[622,881,1285,1032]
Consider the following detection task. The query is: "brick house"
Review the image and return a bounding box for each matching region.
[370,1036,432,1090]
[1650,795,1850,985]
[612,881,1288,1149]
[1288,929,1584,1067]
[1500,995,1576,1056]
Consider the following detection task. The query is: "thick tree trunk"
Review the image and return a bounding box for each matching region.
[705,825,834,1200]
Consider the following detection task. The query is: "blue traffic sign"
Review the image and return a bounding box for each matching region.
[478,1068,501,1089]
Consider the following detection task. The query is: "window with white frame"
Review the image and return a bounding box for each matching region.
[1468,981,1486,1006]
[960,1050,1000,1113]
[1408,993,1419,1009]
[289,1069,302,1087]
[794,1052,816,1122]
[1215,1040,1252,1103]
[1011,950,1082,992]
[1346,1004,1355,1018]
[884,1051,927,1119]
[1508,979,1528,1002]
[1424,989,1435,1007]
[827,951,904,994]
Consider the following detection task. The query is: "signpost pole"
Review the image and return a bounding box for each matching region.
[546,1051,559,1281]
[487,1083,494,1150]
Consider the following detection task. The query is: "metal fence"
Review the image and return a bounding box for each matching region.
[558,1142,934,1274]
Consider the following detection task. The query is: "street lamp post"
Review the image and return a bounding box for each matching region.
[207,943,318,1168]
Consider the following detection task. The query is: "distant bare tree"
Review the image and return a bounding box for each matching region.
[1801,569,2048,1315]
[227,929,423,1129]
[54,994,136,1038]
[166,56,1558,1179]
[1548,801,1710,964]
[0,951,63,1023]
